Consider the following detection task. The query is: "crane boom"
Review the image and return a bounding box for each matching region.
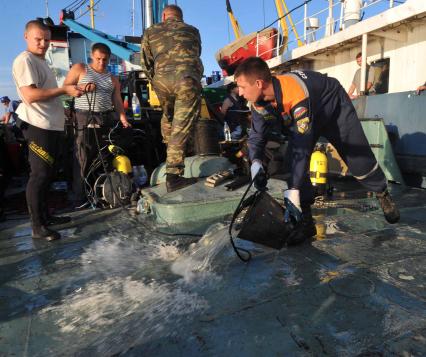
[226,0,243,39]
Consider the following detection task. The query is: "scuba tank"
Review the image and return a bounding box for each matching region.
[310,143,328,196]
[93,145,133,208]
[109,145,132,174]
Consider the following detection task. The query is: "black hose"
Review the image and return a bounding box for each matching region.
[84,83,127,209]
[228,177,258,263]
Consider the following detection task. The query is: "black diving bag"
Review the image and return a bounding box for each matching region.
[236,191,289,250]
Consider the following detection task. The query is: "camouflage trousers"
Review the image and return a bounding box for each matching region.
[153,75,201,175]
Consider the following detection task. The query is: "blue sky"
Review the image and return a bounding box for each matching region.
[0,0,392,99]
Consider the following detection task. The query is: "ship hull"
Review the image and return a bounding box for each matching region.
[353,91,426,180]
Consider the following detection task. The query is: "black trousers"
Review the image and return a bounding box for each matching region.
[73,111,114,201]
[21,123,61,227]
[298,89,387,207]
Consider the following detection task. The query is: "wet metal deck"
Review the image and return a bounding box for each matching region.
[0,182,425,356]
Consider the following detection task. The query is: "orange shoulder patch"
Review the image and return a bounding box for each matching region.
[276,75,307,114]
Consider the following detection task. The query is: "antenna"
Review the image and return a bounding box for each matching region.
[132,0,135,35]
[45,0,49,17]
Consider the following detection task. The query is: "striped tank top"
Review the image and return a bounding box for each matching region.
[74,65,114,112]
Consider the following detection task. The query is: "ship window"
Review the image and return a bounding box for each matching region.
[372,58,390,94]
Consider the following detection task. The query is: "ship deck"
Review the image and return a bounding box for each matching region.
[0,179,425,356]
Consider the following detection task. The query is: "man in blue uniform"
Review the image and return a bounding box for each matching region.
[234,57,399,244]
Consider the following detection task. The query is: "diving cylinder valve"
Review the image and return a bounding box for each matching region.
[309,144,328,195]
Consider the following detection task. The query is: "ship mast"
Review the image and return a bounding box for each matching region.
[141,0,153,30]
[89,0,95,29]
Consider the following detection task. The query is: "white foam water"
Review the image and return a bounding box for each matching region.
[40,222,234,354]
[171,223,231,283]
[325,219,342,234]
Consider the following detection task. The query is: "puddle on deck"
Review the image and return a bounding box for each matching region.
[1,185,426,356]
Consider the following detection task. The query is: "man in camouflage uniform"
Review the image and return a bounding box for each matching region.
[141,4,204,192]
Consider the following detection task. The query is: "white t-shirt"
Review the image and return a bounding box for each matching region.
[353,65,375,94]
[12,51,65,131]
[343,0,363,21]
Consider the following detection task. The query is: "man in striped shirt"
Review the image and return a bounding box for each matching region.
[64,43,130,206]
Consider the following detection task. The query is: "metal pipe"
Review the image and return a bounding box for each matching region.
[339,0,344,31]
[276,21,281,57]
[360,33,368,95]
[141,0,145,31]
[304,2,307,43]
[325,0,334,36]
[145,0,153,28]
[256,32,260,57]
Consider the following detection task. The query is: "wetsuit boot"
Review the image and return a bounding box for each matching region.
[286,206,317,246]
[376,189,400,224]
[166,174,197,193]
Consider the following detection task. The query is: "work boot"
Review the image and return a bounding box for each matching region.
[286,210,317,246]
[376,189,400,224]
[32,225,61,241]
[46,215,71,226]
[166,174,197,193]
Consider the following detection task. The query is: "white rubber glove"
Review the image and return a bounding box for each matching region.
[284,189,302,223]
[250,160,262,180]
[250,160,267,191]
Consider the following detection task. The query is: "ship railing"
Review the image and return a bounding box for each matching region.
[255,0,406,61]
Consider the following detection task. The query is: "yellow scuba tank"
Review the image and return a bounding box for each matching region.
[109,145,132,174]
[310,144,328,194]
[112,155,132,174]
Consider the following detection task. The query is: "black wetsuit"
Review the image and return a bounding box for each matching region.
[20,122,61,226]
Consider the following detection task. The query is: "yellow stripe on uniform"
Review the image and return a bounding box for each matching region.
[28,141,54,166]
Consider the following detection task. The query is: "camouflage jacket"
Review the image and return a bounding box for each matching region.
[141,18,204,82]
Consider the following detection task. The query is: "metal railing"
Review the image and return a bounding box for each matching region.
[255,0,407,62]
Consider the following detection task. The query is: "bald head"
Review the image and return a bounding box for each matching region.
[162,5,183,21]
[25,20,50,33]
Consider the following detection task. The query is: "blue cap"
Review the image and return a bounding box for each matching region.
[0,96,10,103]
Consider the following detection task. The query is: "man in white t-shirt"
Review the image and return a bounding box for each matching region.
[12,20,83,241]
[347,52,375,99]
